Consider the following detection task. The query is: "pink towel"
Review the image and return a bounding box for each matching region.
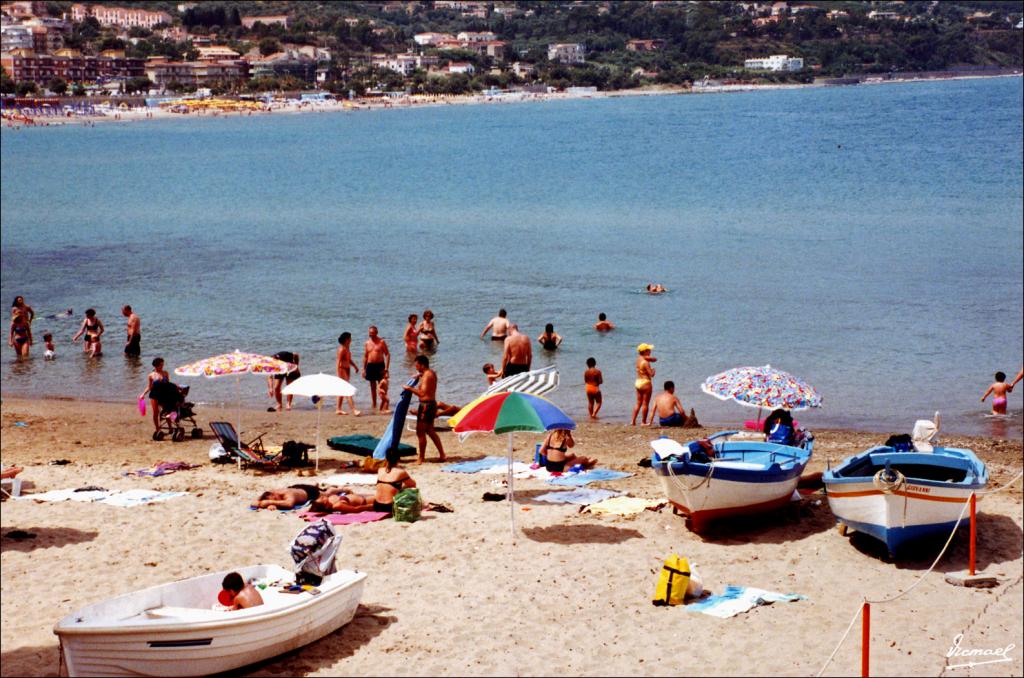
[297,511,390,525]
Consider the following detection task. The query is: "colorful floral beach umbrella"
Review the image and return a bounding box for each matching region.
[174,351,296,469]
[701,364,822,412]
[450,392,575,540]
[175,350,294,378]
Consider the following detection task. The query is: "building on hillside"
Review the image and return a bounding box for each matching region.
[826,10,848,20]
[70,4,172,29]
[626,39,665,52]
[744,54,803,71]
[435,37,505,60]
[159,25,188,42]
[196,46,240,61]
[371,52,438,75]
[2,1,46,19]
[752,15,780,27]
[249,51,316,83]
[547,43,585,64]
[27,23,63,52]
[240,14,290,30]
[1,23,33,52]
[447,61,474,74]
[866,10,902,20]
[456,31,497,42]
[511,61,534,77]
[145,56,249,87]
[413,32,453,46]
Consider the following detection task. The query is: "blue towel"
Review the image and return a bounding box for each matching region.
[441,456,508,473]
[546,469,633,486]
[373,376,419,460]
[686,586,805,618]
[534,489,621,505]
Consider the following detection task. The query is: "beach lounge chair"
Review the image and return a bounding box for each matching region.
[1,465,23,499]
[209,422,282,469]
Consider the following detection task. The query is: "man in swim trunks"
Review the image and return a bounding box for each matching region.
[631,343,657,426]
[981,371,1012,415]
[268,351,300,411]
[404,355,446,463]
[362,325,390,412]
[594,312,615,332]
[653,381,689,427]
[500,324,532,377]
[480,308,510,341]
[336,332,360,415]
[122,305,141,357]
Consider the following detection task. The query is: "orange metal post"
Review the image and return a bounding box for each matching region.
[969,494,977,576]
[861,602,870,677]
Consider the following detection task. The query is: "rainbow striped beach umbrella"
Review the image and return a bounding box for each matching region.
[449,392,575,539]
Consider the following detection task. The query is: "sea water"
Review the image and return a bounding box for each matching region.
[2,77,1022,437]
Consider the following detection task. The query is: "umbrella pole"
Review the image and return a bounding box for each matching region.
[508,432,515,542]
[315,399,321,474]
[235,374,242,470]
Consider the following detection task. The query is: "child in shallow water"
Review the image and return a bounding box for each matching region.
[43,332,55,359]
[981,371,1012,415]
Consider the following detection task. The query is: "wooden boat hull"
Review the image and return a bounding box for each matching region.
[651,436,812,532]
[824,447,987,555]
[54,564,366,677]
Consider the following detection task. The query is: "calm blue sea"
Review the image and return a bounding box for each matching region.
[2,77,1022,438]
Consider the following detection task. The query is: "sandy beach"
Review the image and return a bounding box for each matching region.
[1,396,1021,676]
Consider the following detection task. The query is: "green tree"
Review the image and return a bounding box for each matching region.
[0,66,15,94]
[123,77,152,94]
[72,82,87,96]
[47,77,68,95]
[259,37,282,56]
[16,80,38,96]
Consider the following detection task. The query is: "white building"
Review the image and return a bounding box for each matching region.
[456,31,496,42]
[744,54,803,71]
[447,61,474,74]
[413,32,453,46]
[372,52,438,75]
[1,24,34,52]
[548,43,585,64]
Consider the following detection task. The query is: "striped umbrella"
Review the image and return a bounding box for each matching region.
[485,365,560,397]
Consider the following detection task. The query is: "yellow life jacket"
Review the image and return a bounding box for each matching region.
[652,554,690,606]
[361,456,386,472]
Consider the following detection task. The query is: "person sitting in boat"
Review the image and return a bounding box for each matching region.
[762,409,796,445]
[220,572,264,610]
[539,429,597,474]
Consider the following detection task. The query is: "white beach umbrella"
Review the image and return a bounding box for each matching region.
[283,373,357,473]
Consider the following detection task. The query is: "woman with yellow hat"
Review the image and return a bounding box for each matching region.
[631,343,657,425]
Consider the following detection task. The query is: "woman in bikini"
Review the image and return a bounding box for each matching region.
[375,446,417,515]
[309,487,376,513]
[252,484,355,510]
[403,313,419,354]
[8,311,32,357]
[72,308,104,356]
[539,428,597,473]
[417,309,438,353]
[10,296,35,324]
[631,343,657,426]
[537,323,562,351]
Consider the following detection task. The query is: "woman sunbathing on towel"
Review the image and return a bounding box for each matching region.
[310,488,375,513]
[252,484,356,510]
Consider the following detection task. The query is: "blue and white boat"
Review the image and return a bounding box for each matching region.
[824,445,988,556]
[650,431,813,532]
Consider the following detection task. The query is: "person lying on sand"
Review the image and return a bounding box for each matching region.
[220,572,263,610]
[252,484,353,510]
[309,488,375,513]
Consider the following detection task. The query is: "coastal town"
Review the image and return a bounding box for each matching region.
[1,0,1022,123]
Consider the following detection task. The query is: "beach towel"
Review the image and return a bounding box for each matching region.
[373,376,418,459]
[322,473,377,486]
[16,488,111,502]
[125,461,200,478]
[248,501,311,512]
[99,490,188,507]
[582,496,663,516]
[533,489,621,505]
[441,456,508,473]
[297,511,390,525]
[685,586,805,618]
[546,469,633,486]
[479,461,533,475]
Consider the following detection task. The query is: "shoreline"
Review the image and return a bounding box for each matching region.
[3,71,1020,130]
[2,391,1021,442]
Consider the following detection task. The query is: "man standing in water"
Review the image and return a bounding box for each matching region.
[362,325,390,412]
[336,332,360,416]
[404,355,446,463]
[500,324,532,377]
[480,308,510,342]
[122,305,141,357]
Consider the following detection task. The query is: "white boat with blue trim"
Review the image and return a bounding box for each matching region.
[650,430,814,532]
[54,564,366,677]
[823,445,988,556]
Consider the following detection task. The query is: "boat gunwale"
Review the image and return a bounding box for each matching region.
[53,568,367,637]
[823,446,989,489]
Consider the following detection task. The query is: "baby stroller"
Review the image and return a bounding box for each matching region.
[150,381,203,442]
